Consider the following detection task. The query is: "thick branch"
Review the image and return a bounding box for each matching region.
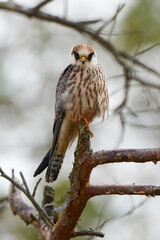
[91,148,160,167]
[51,119,92,240]
[1,4,160,238]
[1,121,160,240]
[88,184,160,197]
[48,121,160,240]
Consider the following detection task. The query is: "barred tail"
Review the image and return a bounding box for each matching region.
[45,154,64,183]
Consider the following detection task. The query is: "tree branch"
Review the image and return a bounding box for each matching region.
[1,3,160,238]
[32,177,42,197]
[73,229,104,238]
[1,121,160,240]
[19,171,30,195]
[88,184,160,197]
[32,0,53,14]
[51,119,92,240]
[132,73,160,89]
[96,4,125,35]
[49,121,160,240]
[0,2,160,77]
[136,43,160,56]
[1,1,159,132]
[91,148,160,167]
[0,168,53,228]
[9,181,50,239]
[96,199,147,230]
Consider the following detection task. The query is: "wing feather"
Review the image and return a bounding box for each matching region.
[33,64,74,177]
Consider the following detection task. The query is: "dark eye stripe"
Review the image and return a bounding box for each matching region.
[88,52,94,61]
[73,51,80,60]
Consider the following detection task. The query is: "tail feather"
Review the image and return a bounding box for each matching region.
[33,149,51,177]
[45,154,64,183]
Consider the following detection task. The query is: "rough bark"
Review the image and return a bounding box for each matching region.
[1,120,160,239]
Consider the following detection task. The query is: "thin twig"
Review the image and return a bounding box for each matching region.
[132,74,160,89]
[116,111,125,147]
[0,168,53,228]
[32,0,53,14]
[19,171,30,195]
[136,43,160,56]
[119,51,160,77]
[77,19,102,25]
[107,74,124,80]
[97,4,125,35]
[127,122,160,130]
[72,229,104,238]
[9,182,50,239]
[98,199,147,230]
[32,178,42,197]
[0,2,160,77]
[108,4,125,41]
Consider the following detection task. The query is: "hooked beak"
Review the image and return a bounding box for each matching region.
[80,56,87,64]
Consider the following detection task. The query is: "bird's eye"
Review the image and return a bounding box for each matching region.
[88,52,94,61]
[73,51,80,61]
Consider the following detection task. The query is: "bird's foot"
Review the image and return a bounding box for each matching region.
[78,115,94,137]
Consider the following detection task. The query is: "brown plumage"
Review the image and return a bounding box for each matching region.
[34,44,109,182]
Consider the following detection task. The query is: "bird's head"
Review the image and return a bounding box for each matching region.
[70,44,98,66]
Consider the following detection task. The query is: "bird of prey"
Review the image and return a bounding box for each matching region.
[34,44,109,183]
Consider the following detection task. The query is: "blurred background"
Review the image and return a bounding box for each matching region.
[0,0,160,239]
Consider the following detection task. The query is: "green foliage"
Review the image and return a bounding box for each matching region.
[54,180,70,204]
[117,0,160,51]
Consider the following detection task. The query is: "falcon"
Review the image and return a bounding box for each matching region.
[34,44,109,182]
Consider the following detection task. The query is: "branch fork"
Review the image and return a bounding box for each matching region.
[1,120,160,239]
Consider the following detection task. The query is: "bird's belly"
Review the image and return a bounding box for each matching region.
[66,91,97,123]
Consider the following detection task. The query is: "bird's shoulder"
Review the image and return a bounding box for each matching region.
[55,64,75,117]
[56,64,74,92]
